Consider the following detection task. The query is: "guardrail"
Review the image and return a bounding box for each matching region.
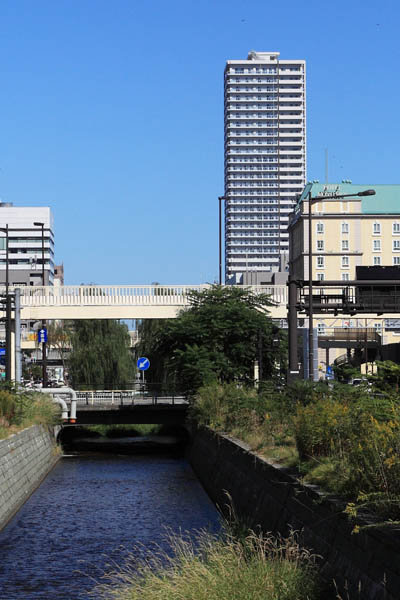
[75,390,188,406]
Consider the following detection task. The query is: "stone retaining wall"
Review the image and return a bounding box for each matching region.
[188,426,400,600]
[0,425,59,531]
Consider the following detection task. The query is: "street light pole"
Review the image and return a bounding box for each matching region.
[33,222,47,387]
[218,196,225,285]
[306,188,375,381]
[308,191,314,380]
[0,225,11,380]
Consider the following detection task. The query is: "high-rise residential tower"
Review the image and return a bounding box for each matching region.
[224,51,306,283]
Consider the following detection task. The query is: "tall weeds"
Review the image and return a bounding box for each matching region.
[91,528,319,600]
[0,388,60,439]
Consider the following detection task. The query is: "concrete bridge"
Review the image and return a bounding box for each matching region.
[10,284,288,321]
[51,389,189,425]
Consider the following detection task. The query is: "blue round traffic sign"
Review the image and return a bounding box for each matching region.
[137,357,150,371]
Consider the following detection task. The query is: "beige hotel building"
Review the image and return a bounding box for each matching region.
[288,181,400,373]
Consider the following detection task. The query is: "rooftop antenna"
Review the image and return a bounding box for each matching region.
[325,148,328,184]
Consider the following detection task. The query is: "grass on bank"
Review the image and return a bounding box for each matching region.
[0,387,60,440]
[190,381,400,521]
[87,424,161,438]
[91,528,319,600]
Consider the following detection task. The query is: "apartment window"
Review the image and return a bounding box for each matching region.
[341,240,349,251]
[373,222,381,235]
[373,239,381,252]
[393,222,400,235]
[341,222,349,234]
[341,256,349,268]
[374,256,381,265]
[316,222,324,234]
[317,240,324,251]
[341,273,350,281]
[317,256,324,268]
[393,240,400,251]
[317,273,325,281]
[393,256,400,265]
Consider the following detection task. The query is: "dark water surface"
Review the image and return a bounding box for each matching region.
[0,454,220,599]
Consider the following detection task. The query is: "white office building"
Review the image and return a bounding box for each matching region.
[224,51,306,282]
[0,203,55,286]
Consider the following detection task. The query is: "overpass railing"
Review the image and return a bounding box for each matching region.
[0,284,287,308]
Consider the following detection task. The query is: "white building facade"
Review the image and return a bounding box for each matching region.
[224,51,306,282]
[0,203,55,286]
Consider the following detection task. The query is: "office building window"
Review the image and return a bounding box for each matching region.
[317,240,324,251]
[317,256,324,268]
[373,222,381,235]
[373,239,381,251]
[316,222,324,234]
[374,256,381,265]
[341,240,349,251]
[341,256,349,268]
[394,240,400,251]
[341,222,349,234]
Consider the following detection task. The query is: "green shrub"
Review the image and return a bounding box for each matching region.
[0,390,16,425]
[191,383,268,432]
[293,397,353,460]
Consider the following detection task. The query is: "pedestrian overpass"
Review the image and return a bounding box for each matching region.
[13,284,288,321]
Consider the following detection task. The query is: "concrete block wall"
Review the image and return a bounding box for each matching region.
[188,427,400,600]
[0,425,59,531]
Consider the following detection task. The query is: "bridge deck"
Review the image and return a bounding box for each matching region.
[3,284,288,320]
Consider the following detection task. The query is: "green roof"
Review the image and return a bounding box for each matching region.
[295,182,400,214]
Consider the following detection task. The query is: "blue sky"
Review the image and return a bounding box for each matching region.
[0,0,398,285]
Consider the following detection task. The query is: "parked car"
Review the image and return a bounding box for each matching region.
[349,378,371,388]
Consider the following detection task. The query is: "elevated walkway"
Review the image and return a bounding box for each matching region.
[5,284,288,321]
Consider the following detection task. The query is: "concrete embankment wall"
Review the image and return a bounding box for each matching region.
[188,426,400,600]
[0,425,59,531]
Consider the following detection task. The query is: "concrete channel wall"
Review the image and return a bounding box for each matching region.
[188,426,400,600]
[0,425,59,531]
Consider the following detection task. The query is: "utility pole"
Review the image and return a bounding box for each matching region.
[34,222,47,387]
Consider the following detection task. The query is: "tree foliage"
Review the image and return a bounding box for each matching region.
[369,360,400,393]
[137,285,286,394]
[47,320,72,380]
[68,320,134,389]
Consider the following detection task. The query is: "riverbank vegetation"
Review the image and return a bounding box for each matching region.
[87,424,161,437]
[191,379,400,521]
[92,527,319,600]
[0,387,60,439]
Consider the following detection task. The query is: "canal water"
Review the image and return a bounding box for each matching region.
[0,454,220,599]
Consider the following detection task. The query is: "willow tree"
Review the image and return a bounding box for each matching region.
[68,320,133,389]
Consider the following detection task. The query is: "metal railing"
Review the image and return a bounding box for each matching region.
[299,284,400,315]
[0,284,288,309]
[318,328,381,343]
[75,390,188,407]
